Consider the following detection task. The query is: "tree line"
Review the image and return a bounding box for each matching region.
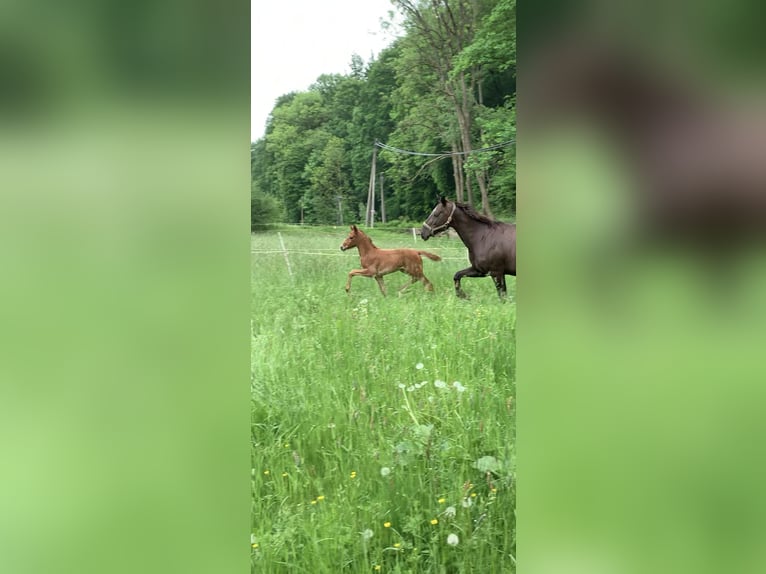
[251,0,515,227]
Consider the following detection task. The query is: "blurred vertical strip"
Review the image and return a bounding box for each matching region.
[520,1,766,573]
[0,1,250,574]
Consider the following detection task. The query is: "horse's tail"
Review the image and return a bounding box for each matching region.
[418,251,442,262]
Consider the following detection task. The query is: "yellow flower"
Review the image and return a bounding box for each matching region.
[491,487,497,493]
[393,542,401,548]
[383,522,391,528]
[263,470,269,476]
[317,495,325,501]
[438,498,446,504]
[252,543,259,549]
[471,492,477,498]
[430,518,438,525]
[374,566,381,572]
[350,471,357,479]
[311,500,317,505]
[284,443,290,448]
[281,472,288,478]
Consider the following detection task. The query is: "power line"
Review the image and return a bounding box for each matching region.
[374,139,515,157]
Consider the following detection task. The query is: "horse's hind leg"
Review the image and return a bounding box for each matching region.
[491,273,507,298]
[420,273,434,292]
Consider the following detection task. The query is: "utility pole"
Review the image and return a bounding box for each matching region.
[366,144,377,226]
[379,172,386,223]
[335,195,343,226]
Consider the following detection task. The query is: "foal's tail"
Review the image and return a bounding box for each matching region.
[418,251,442,262]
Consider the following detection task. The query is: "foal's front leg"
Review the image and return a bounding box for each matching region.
[374,275,387,296]
[453,266,487,299]
[346,268,375,294]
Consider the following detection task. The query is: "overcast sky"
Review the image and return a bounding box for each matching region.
[251,0,402,141]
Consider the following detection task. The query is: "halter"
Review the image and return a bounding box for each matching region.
[422,201,456,235]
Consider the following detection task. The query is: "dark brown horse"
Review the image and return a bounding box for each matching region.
[421,198,516,299]
[340,225,441,296]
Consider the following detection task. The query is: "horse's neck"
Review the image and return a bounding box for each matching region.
[451,210,481,249]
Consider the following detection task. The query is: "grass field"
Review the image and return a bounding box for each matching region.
[251,226,516,573]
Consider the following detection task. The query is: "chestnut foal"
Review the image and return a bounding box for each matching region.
[340,225,441,296]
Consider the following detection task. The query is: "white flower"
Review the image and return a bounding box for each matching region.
[362,529,374,540]
[452,381,466,393]
[444,506,456,518]
[415,362,424,370]
[461,497,473,508]
[434,380,447,389]
[447,533,459,546]
[380,467,391,477]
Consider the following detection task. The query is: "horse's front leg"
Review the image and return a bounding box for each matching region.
[346,268,374,294]
[453,267,487,299]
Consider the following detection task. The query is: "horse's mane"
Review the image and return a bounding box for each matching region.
[455,202,498,226]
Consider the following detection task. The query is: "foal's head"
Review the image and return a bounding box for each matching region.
[340,225,365,251]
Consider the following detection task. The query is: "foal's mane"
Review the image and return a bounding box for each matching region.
[455,202,498,226]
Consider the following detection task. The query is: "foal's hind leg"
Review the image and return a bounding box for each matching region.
[398,275,419,296]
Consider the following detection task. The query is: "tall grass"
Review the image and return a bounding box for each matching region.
[252,227,516,573]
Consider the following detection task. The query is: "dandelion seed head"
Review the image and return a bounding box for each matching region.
[362,529,374,540]
[461,497,473,508]
[415,362,424,370]
[407,385,415,392]
[398,383,406,389]
[447,533,459,546]
[380,467,391,477]
[434,380,447,389]
[444,505,456,518]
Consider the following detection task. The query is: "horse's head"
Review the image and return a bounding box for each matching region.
[340,225,361,251]
[421,197,456,240]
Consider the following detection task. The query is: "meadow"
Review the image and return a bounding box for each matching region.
[251,226,516,573]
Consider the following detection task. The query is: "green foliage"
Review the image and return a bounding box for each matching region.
[251,0,516,224]
[252,228,516,572]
